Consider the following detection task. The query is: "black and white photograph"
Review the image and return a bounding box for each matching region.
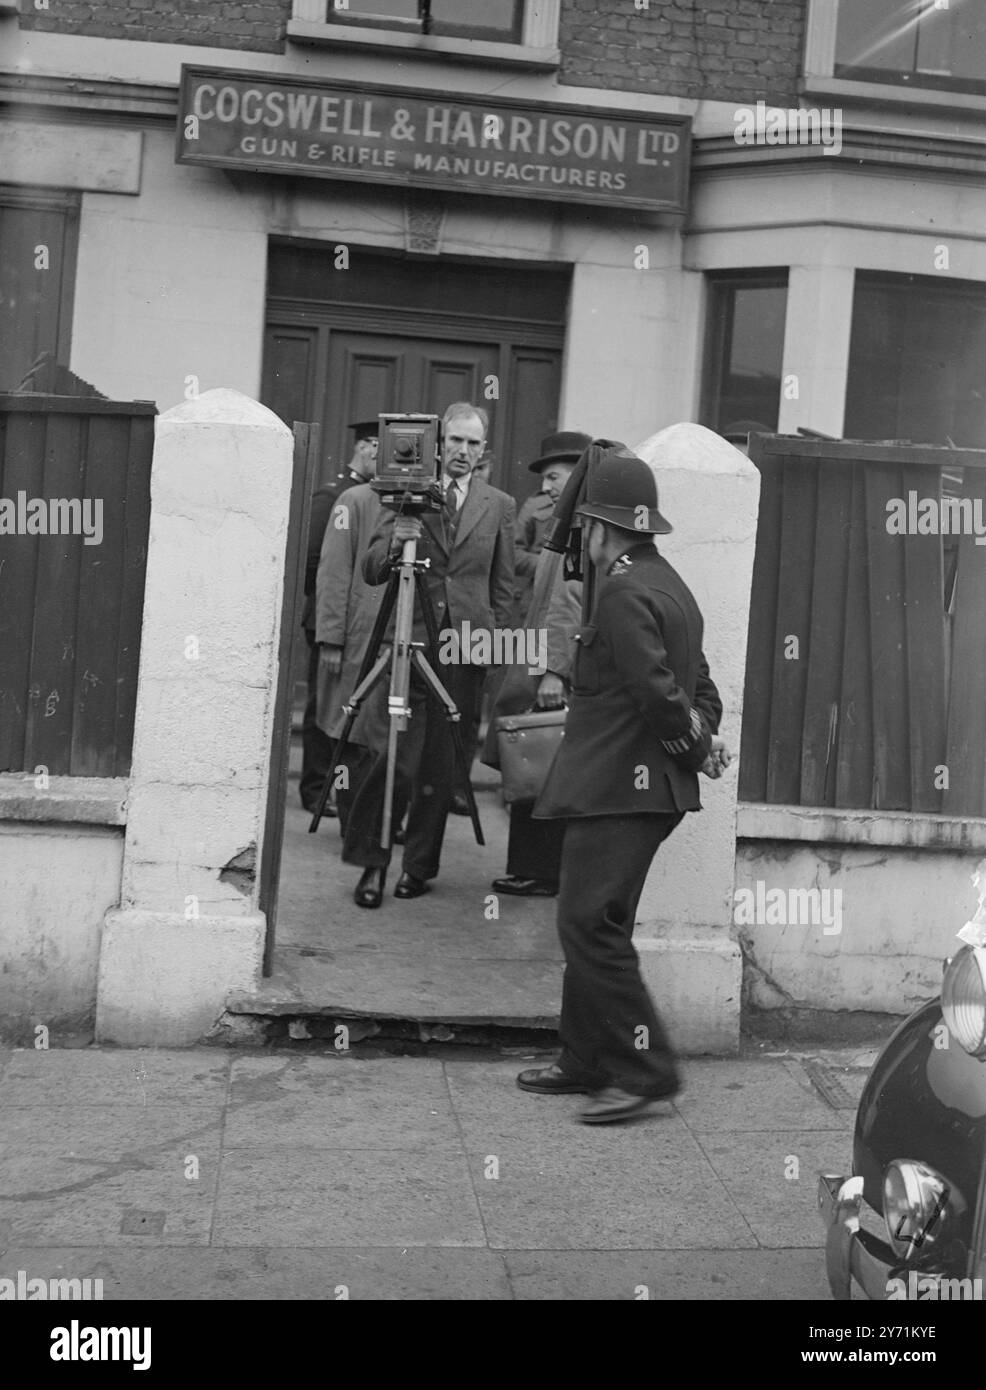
[2,0,986,1344]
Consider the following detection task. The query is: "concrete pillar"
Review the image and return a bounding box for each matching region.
[777,263,855,438]
[96,390,293,1045]
[632,422,761,1054]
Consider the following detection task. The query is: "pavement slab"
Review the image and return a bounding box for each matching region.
[0,1048,231,1107]
[503,1248,840,1300]
[671,1058,850,1131]
[225,1055,461,1150]
[692,1130,855,1249]
[0,1247,513,1300]
[212,1148,487,1248]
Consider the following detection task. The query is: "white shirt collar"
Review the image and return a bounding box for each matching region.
[443,471,471,498]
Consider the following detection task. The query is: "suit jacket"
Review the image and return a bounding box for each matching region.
[363,476,517,664]
[314,483,385,739]
[534,543,722,819]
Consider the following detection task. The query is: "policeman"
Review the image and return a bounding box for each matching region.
[517,442,730,1124]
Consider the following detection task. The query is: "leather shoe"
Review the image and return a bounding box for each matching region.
[450,793,471,816]
[354,866,384,909]
[516,1064,591,1095]
[579,1083,679,1124]
[302,798,337,817]
[492,875,558,897]
[394,871,430,899]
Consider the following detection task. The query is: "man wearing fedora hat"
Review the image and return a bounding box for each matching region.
[517,442,730,1124]
[514,431,592,621]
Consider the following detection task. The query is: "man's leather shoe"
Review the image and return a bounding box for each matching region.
[516,1064,590,1095]
[394,871,430,899]
[492,875,558,897]
[450,793,470,816]
[579,1083,679,1124]
[302,798,337,817]
[354,866,384,909]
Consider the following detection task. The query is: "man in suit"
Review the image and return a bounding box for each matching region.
[343,402,517,908]
[300,420,378,812]
[517,443,730,1124]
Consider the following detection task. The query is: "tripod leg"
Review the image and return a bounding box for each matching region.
[411,648,485,847]
[412,570,484,846]
[308,570,400,833]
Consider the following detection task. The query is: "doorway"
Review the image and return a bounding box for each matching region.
[261,240,570,500]
[259,242,571,1024]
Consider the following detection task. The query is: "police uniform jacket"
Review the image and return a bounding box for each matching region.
[533,542,722,819]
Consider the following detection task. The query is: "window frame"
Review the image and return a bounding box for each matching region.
[700,269,790,444]
[325,1,525,46]
[803,0,986,113]
[288,0,560,70]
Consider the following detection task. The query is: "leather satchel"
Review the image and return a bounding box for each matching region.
[495,708,567,804]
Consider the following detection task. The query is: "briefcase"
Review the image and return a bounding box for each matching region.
[495,708,566,805]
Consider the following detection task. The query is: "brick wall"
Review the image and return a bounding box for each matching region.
[559,0,807,106]
[18,0,807,97]
[18,0,290,54]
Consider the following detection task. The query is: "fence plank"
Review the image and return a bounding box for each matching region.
[113,413,154,776]
[71,412,129,776]
[21,410,84,775]
[864,463,911,810]
[738,451,783,803]
[800,459,853,806]
[901,462,947,814]
[943,467,986,817]
[0,412,44,771]
[834,463,875,808]
[765,456,816,805]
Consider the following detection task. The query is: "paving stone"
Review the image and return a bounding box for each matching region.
[503,1248,837,1300]
[225,1054,460,1150]
[0,1246,512,1300]
[692,1130,855,1248]
[212,1148,486,1248]
[672,1059,850,1131]
[0,1049,230,1107]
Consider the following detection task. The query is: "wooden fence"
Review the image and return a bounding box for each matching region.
[0,394,156,778]
[740,435,986,818]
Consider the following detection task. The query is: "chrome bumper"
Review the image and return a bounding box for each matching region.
[818,1173,897,1300]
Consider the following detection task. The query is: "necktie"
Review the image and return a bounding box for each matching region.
[443,480,460,545]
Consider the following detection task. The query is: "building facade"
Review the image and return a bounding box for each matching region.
[3,0,986,1039]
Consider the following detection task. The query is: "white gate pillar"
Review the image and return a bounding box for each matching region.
[96,389,293,1045]
[632,423,761,1054]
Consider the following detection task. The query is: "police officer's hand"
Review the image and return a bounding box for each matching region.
[700,735,732,778]
[320,644,343,678]
[393,516,423,545]
[536,673,567,709]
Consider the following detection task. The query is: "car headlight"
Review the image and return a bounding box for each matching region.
[883,1161,950,1259]
[942,945,986,1057]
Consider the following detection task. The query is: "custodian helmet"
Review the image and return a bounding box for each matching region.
[576,442,673,535]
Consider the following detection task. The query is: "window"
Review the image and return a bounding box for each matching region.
[701,272,789,448]
[330,0,523,44]
[834,0,986,95]
[844,272,986,448]
[289,0,559,62]
[0,188,79,393]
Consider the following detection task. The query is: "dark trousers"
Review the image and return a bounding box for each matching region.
[343,664,484,879]
[300,629,335,809]
[555,812,684,1097]
[506,798,566,884]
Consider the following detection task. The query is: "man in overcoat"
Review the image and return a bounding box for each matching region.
[518,443,729,1123]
